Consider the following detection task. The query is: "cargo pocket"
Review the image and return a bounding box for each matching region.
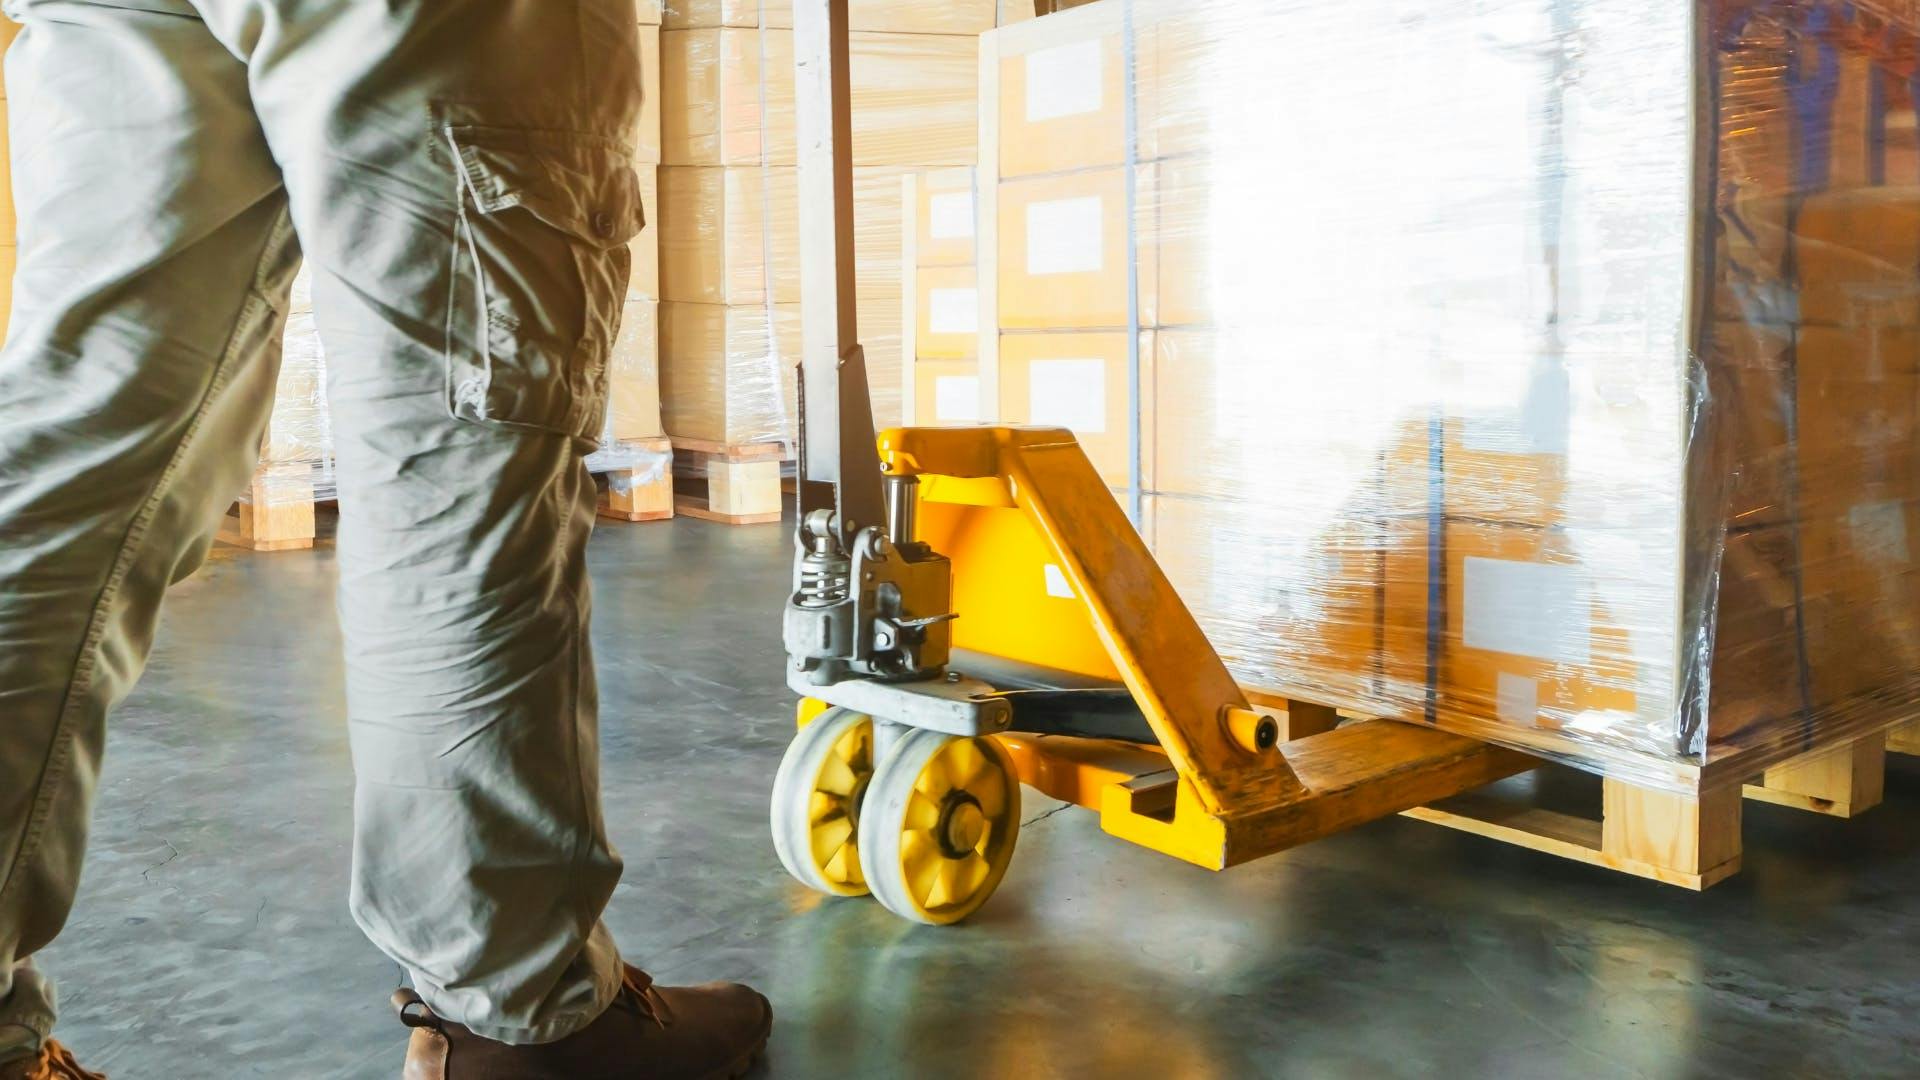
[443,124,645,441]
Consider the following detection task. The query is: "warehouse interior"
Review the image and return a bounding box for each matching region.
[5,0,1920,1077]
[35,523,1920,1077]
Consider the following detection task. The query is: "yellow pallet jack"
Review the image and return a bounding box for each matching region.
[769,0,1533,924]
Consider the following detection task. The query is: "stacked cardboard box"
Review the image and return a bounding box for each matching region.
[1700,7,1920,746]
[903,167,983,425]
[656,1,993,448]
[976,5,1158,490]
[0,15,670,535]
[968,0,1920,790]
[1706,180,1920,726]
[583,5,675,521]
[602,5,668,450]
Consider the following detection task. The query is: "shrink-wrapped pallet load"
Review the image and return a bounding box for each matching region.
[963,0,1920,813]
[653,0,1006,520]
[586,3,677,520]
[656,4,991,451]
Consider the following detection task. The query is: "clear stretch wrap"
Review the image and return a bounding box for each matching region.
[262,281,668,500]
[972,0,1920,792]
[585,300,673,481]
[657,0,997,449]
[246,266,336,508]
[590,10,668,478]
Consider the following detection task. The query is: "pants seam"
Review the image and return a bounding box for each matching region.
[0,207,294,925]
[560,465,619,1014]
[445,956,623,1045]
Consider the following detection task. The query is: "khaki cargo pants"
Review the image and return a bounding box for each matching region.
[0,0,645,1054]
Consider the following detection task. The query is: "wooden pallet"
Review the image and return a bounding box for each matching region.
[595,437,675,523]
[1742,734,1889,818]
[1248,688,1917,890]
[217,480,321,552]
[1407,727,1916,889]
[668,437,786,525]
[1406,774,1746,890]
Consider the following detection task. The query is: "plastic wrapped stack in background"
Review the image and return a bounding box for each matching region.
[598,0,666,459]
[656,0,1001,452]
[586,3,676,519]
[221,266,337,551]
[258,267,336,509]
[965,0,1920,794]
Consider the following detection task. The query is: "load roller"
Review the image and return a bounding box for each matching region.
[769,0,1533,924]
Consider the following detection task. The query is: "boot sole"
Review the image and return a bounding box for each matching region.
[700,994,773,1080]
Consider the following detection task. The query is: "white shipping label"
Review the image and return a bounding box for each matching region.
[1462,556,1590,666]
[1850,501,1912,565]
[1028,358,1107,434]
[1025,196,1105,276]
[934,375,981,422]
[927,287,979,335]
[1044,563,1076,599]
[928,191,974,241]
[1458,415,1528,455]
[1457,362,1573,456]
[1025,40,1105,123]
[1496,673,1541,725]
[1458,404,1570,457]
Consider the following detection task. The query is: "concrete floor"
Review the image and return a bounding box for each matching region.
[34,516,1920,1078]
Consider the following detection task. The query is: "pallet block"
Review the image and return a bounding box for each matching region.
[217,481,317,552]
[669,437,785,525]
[1256,688,1740,889]
[1889,719,1920,755]
[1743,734,1886,818]
[1405,777,1744,890]
[596,438,676,523]
[1403,711,1920,886]
[1252,680,1920,887]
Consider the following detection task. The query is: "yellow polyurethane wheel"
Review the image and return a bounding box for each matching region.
[770,707,874,898]
[858,729,1021,926]
[795,697,833,729]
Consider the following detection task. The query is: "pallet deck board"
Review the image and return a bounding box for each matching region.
[670,439,788,525]
[1249,680,1909,889]
[1402,774,1743,890]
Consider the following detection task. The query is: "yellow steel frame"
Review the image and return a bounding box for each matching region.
[847,425,1532,871]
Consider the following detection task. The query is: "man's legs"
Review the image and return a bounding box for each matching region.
[228,0,645,1043]
[0,0,294,1059]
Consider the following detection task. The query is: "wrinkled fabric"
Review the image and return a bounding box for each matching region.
[0,0,644,1049]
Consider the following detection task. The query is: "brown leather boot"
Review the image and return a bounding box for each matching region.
[0,1040,105,1080]
[395,965,770,1080]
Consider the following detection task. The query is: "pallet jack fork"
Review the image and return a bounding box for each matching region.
[769,0,1532,924]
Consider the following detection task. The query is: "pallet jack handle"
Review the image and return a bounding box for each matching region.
[792,0,887,551]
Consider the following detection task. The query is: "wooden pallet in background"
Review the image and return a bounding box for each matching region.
[668,437,786,525]
[218,480,321,552]
[596,436,676,523]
